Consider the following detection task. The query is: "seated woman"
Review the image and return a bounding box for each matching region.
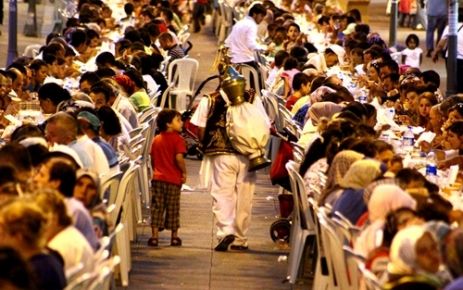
[0,198,66,290]
[415,92,438,128]
[385,225,448,289]
[318,150,364,206]
[74,170,111,238]
[34,189,95,275]
[355,185,418,258]
[331,159,385,224]
[439,121,463,168]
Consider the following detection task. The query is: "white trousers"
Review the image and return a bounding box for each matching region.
[209,154,256,246]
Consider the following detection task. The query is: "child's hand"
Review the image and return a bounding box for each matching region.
[181,173,186,184]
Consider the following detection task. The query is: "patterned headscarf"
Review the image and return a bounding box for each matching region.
[307,101,343,126]
[323,150,364,194]
[339,159,384,190]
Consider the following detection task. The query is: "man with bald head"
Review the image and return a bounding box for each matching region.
[45,112,109,175]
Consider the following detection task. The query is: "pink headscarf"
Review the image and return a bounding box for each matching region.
[306,101,342,125]
[368,184,417,223]
[309,85,336,104]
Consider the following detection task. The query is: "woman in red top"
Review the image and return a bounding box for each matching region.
[149,109,187,247]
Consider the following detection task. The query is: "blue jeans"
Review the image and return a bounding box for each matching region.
[426,15,448,51]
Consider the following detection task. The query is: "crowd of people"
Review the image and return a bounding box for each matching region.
[0,0,198,288]
[0,0,462,288]
[222,0,463,288]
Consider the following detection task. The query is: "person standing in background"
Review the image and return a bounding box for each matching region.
[425,0,448,57]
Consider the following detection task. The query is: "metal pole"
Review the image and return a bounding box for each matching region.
[447,0,459,96]
[6,0,18,67]
[389,0,398,47]
[24,0,38,37]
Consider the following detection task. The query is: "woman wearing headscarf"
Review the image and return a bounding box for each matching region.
[73,169,111,238]
[385,225,446,289]
[331,159,385,224]
[355,185,418,258]
[444,229,463,290]
[298,101,343,150]
[318,150,364,205]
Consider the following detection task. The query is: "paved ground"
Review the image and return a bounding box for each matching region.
[0,1,450,289]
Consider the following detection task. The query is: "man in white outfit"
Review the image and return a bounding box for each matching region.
[224,3,266,69]
[191,90,256,251]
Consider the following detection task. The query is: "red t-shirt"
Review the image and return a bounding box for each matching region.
[150,131,187,185]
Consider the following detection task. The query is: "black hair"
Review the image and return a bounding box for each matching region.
[10,124,44,143]
[38,83,72,106]
[124,2,134,15]
[0,143,32,175]
[90,81,115,102]
[274,50,289,67]
[348,138,377,158]
[405,33,420,47]
[248,3,266,17]
[0,165,17,188]
[287,22,300,32]
[97,106,122,136]
[124,68,146,89]
[421,70,440,89]
[46,32,61,45]
[283,57,299,70]
[95,52,116,68]
[156,109,181,132]
[304,42,318,54]
[355,24,370,35]
[347,9,361,22]
[69,29,88,48]
[95,67,116,78]
[79,71,101,86]
[292,72,310,91]
[448,120,463,136]
[47,159,77,198]
[290,46,308,63]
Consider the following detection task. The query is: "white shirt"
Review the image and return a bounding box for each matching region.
[441,23,463,59]
[401,47,423,68]
[74,135,110,176]
[48,226,94,273]
[224,16,260,63]
[190,97,209,128]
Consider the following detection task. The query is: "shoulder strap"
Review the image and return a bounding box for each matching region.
[459,24,463,32]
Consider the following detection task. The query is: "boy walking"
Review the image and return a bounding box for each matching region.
[148,109,187,247]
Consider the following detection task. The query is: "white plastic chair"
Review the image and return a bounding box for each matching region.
[343,246,367,290]
[358,262,383,290]
[65,262,84,284]
[166,58,199,112]
[238,64,262,97]
[285,161,316,284]
[217,1,233,44]
[100,171,123,201]
[88,256,121,290]
[318,210,355,290]
[111,162,139,287]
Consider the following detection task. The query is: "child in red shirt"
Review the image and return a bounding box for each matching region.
[285,72,311,111]
[148,109,187,247]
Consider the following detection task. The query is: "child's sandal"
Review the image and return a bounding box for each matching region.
[147,237,159,247]
[170,237,182,247]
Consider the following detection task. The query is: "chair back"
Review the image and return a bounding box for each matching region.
[64,272,98,290]
[238,64,261,97]
[100,171,123,201]
[318,211,353,290]
[167,58,199,111]
[110,161,140,225]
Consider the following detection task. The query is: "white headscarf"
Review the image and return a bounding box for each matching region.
[387,225,427,275]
